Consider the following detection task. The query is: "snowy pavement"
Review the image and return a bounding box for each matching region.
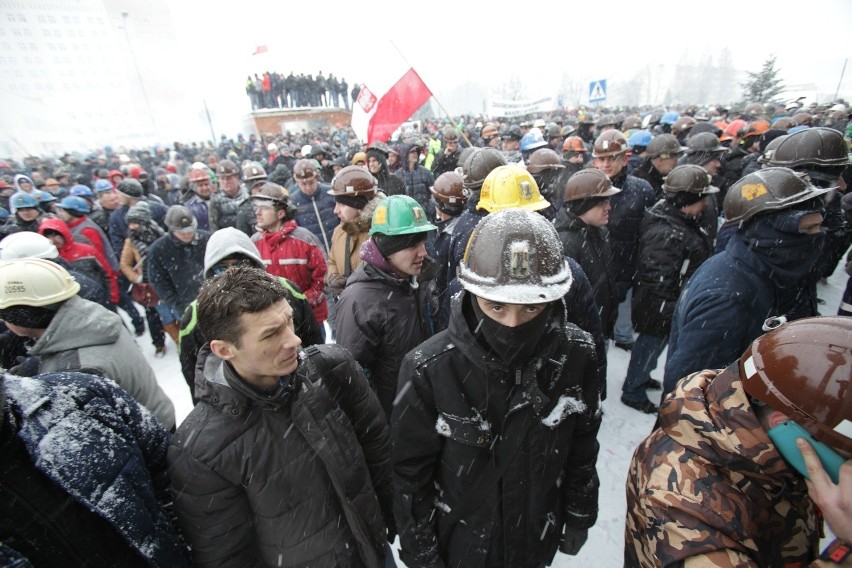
[138,265,848,567]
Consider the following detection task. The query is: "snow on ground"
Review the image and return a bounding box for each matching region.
[135,265,848,567]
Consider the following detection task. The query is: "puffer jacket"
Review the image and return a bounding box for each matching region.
[631,200,714,337]
[1,372,187,567]
[26,295,175,429]
[168,345,392,568]
[392,292,601,568]
[625,367,818,567]
[554,208,619,337]
[326,197,380,298]
[397,145,436,217]
[253,220,329,323]
[335,240,438,419]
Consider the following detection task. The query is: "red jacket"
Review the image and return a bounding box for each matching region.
[40,218,119,303]
[254,220,328,322]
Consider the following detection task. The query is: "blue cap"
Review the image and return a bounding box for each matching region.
[660,111,680,125]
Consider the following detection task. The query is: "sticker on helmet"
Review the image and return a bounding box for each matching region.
[412,207,424,222]
[374,206,387,225]
[741,183,768,201]
[509,242,530,279]
[520,181,532,200]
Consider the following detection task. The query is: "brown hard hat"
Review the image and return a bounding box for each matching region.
[328,166,378,196]
[564,169,621,202]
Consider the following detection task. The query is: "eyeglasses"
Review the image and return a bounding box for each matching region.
[252,202,275,211]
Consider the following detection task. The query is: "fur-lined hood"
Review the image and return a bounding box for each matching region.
[340,192,385,236]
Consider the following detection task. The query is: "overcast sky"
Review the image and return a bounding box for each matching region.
[171,0,851,124]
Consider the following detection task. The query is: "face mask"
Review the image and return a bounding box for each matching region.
[471,299,552,369]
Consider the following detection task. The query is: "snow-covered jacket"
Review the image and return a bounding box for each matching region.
[27,295,175,429]
[335,240,438,419]
[1,372,188,567]
[392,292,601,568]
[168,345,392,568]
[253,220,328,322]
[147,230,209,314]
[625,367,817,567]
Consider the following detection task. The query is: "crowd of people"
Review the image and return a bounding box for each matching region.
[245,70,357,110]
[0,97,851,567]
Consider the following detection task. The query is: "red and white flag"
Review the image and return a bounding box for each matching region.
[252,45,268,55]
[351,68,432,144]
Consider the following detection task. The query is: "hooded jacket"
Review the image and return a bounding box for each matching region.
[168,345,392,568]
[253,219,329,323]
[8,174,36,213]
[0,372,187,567]
[392,292,601,568]
[39,217,119,303]
[26,295,175,429]
[335,239,438,419]
[178,228,323,398]
[625,367,817,567]
[366,149,406,197]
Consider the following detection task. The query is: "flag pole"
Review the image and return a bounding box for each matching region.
[389,40,474,148]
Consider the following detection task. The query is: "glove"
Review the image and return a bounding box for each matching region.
[559,527,588,555]
[327,274,347,297]
[9,355,40,377]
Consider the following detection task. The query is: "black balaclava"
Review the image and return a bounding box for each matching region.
[469,294,553,369]
[567,196,607,217]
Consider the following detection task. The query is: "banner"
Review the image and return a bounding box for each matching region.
[487,96,555,118]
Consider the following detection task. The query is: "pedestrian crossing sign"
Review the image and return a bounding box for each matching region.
[589,80,607,103]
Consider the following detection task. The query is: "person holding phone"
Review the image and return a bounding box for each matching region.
[625,316,851,568]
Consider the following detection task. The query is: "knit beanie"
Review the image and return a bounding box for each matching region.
[126,201,151,224]
[373,232,428,258]
[0,304,59,329]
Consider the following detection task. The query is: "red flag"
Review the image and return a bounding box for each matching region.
[252,45,268,55]
[355,68,432,144]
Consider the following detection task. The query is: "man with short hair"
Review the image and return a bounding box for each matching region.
[168,266,394,567]
[430,128,461,177]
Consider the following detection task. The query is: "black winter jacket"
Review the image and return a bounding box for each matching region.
[554,208,619,337]
[147,231,209,313]
[607,171,656,285]
[169,345,392,568]
[631,200,714,337]
[392,293,601,568]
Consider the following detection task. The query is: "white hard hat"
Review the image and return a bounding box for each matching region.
[0,258,80,308]
[0,232,59,260]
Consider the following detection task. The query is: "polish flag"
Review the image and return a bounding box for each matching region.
[351,68,432,144]
[252,45,268,55]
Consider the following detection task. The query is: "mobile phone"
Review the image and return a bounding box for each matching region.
[767,420,844,484]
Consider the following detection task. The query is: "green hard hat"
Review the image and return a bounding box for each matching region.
[369,195,437,236]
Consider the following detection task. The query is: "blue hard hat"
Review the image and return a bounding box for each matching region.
[57,195,91,214]
[628,130,653,148]
[70,184,94,198]
[660,111,680,125]
[0,207,10,221]
[520,128,548,152]
[11,193,39,209]
[36,190,56,203]
[93,179,114,193]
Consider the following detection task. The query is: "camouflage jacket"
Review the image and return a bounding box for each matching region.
[625,367,820,568]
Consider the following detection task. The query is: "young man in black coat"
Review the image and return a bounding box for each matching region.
[168,266,394,567]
